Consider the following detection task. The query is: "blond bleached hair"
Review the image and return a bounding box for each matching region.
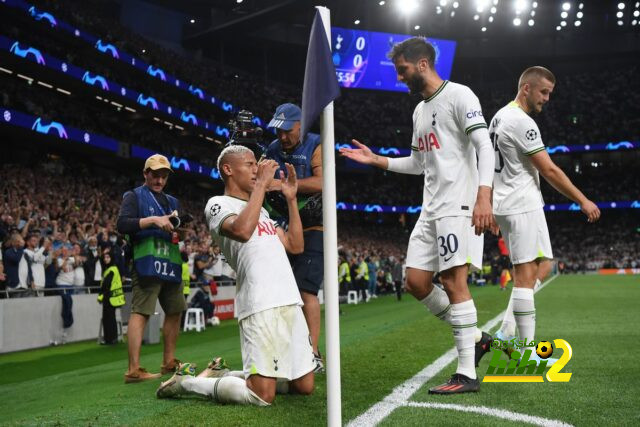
[216,145,253,181]
[518,66,556,89]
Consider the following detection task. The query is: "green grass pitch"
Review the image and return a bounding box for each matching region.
[1,275,638,426]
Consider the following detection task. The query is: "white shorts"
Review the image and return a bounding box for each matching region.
[239,305,315,381]
[495,208,553,265]
[406,215,484,273]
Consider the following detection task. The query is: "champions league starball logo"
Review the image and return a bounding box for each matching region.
[525,129,538,141]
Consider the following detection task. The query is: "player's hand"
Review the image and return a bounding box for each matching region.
[255,159,279,190]
[339,139,377,165]
[472,187,494,236]
[280,163,298,201]
[580,200,601,223]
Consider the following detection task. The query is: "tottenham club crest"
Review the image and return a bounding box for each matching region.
[525,129,538,141]
[209,203,221,217]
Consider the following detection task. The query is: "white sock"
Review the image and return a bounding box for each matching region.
[512,287,535,346]
[181,376,269,406]
[420,285,451,322]
[499,289,517,339]
[450,300,477,380]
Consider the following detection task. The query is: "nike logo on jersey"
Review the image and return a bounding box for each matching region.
[444,254,454,262]
[417,132,441,152]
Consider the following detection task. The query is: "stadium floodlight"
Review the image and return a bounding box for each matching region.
[531,10,535,16]
[575,20,581,26]
[635,10,640,16]
[528,18,534,25]
[577,11,583,18]
[474,14,480,20]
[491,6,497,13]
[562,2,571,11]
[453,2,459,8]
[532,1,538,7]
[556,25,561,30]
[513,17,522,25]
[515,0,528,12]
[451,10,456,17]
[494,0,499,5]
[476,0,489,12]
[414,24,420,29]
[489,15,494,22]
[618,2,625,9]
[633,19,638,24]
[397,0,419,14]
[561,11,568,18]
[354,19,360,24]
[617,19,624,25]
[440,0,448,6]
[436,6,443,14]
[617,11,624,18]
[379,0,385,5]
[236,0,243,3]
[560,20,567,26]
[482,26,487,31]
[579,2,584,8]
[189,19,195,23]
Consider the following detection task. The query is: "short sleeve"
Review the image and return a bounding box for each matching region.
[205,197,236,235]
[512,117,545,155]
[454,86,488,136]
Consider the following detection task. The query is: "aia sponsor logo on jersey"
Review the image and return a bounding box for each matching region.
[417,132,441,152]
[257,220,277,236]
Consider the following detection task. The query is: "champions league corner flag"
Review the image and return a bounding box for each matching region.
[302,7,342,427]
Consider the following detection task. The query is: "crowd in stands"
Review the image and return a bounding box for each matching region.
[1,2,638,298]
[5,0,640,155]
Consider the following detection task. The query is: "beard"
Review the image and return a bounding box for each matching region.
[406,73,426,95]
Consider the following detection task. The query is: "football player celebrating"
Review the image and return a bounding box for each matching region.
[489,66,600,358]
[156,145,315,405]
[340,37,495,394]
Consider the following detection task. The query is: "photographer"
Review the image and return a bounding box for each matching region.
[116,154,186,383]
[264,103,324,371]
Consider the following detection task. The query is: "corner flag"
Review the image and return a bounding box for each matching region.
[300,9,341,138]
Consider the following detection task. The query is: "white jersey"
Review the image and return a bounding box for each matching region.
[412,81,487,220]
[204,195,302,320]
[490,102,546,215]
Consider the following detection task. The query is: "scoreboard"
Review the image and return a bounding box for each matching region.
[331,27,457,92]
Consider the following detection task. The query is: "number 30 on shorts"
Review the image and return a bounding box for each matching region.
[437,233,459,257]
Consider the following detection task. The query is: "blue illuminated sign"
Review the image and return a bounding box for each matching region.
[28,6,57,26]
[188,85,204,99]
[331,27,456,92]
[137,94,159,110]
[32,117,68,138]
[147,65,167,81]
[9,42,45,65]
[82,71,109,90]
[95,40,119,59]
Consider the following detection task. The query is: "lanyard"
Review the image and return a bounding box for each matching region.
[144,186,168,216]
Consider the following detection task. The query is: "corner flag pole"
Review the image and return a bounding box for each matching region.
[316,6,341,426]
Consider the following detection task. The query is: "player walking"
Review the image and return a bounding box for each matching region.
[490,66,600,355]
[340,37,495,394]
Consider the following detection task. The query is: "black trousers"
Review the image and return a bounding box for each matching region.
[102,302,118,344]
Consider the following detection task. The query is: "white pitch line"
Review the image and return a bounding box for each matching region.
[403,402,573,427]
[347,275,561,427]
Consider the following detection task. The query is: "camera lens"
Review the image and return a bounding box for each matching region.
[169,216,180,228]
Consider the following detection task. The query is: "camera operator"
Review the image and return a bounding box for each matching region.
[116,154,186,383]
[263,103,325,372]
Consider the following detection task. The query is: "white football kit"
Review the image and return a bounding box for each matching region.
[205,195,315,380]
[401,81,489,272]
[489,101,553,264]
